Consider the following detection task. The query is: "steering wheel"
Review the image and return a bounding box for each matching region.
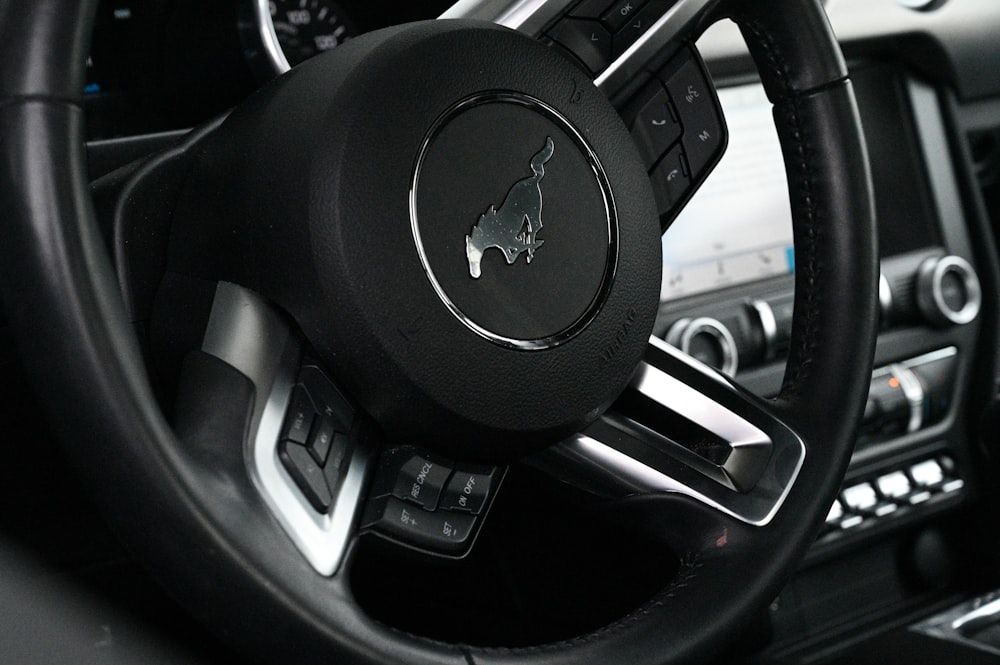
[0,0,877,663]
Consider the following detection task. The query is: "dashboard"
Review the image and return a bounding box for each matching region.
[31,0,1000,662]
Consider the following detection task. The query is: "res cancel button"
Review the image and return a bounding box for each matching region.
[438,466,496,515]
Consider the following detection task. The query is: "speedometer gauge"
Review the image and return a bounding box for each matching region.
[269,0,353,67]
[242,0,355,78]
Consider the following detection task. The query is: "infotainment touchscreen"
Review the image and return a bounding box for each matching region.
[660,64,941,302]
[660,83,794,301]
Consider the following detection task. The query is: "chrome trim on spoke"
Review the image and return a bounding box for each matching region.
[202,283,370,576]
[203,282,292,438]
[442,0,720,98]
[440,0,576,35]
[631,355,765,451]
[565,434,764,524]
[542,336,805,526]
[594,0,717,96]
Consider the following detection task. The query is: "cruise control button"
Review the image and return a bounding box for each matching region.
[368,497,477,554]
[549,19,613,74]
[842,483,878,513]
[648,144,690,216]
[393,453,452,510]
[627,85,681,168]
[439,466,495,514]
[280,441,332,511]
[281,388,316,445]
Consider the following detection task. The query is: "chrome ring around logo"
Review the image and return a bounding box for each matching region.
[409,92,619,351]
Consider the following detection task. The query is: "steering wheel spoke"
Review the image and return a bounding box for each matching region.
[199,282,376,576]
[537,336,804,526]
[441,0,718,98]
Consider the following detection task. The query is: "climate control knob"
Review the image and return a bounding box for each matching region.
[915,255,981,327]
[665,317,739,376]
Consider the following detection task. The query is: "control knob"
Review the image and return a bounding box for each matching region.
[915,255,981,327]
[665,317,738,376]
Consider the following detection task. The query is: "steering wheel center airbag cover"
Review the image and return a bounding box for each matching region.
[173,20,661,457]
[411,91,618,348]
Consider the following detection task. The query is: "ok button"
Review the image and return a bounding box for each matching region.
[602,0,649,32]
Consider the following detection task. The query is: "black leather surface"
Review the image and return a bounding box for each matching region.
[727,0,848,101]
[0,2,876,665]
[0,1,95,100]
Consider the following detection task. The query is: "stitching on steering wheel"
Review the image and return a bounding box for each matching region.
[736,16,825,400]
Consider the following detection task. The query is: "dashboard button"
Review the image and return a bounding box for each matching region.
[875,471,911,500]
[367,497,477,554]
[548,19,613,74]
[842,483,878,513]
[627,85,681,169]
[910,459,944,488]
[439,466,495,514]
[280,441,332,511]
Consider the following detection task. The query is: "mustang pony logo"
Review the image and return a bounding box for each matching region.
[465,137,554,279]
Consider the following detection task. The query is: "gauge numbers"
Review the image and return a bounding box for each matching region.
[269,0,352,67]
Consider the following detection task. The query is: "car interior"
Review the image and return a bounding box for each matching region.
[2,0,1000,663]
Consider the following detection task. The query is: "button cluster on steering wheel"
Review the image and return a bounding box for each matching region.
[622,47,726,223]
[277,365,356,512]
[548,0,673,74]
[362,446,502,556]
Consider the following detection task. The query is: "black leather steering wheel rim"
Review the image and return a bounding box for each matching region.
[0,1,877,663]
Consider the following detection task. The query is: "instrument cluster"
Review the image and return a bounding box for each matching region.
[84,0,453,140]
